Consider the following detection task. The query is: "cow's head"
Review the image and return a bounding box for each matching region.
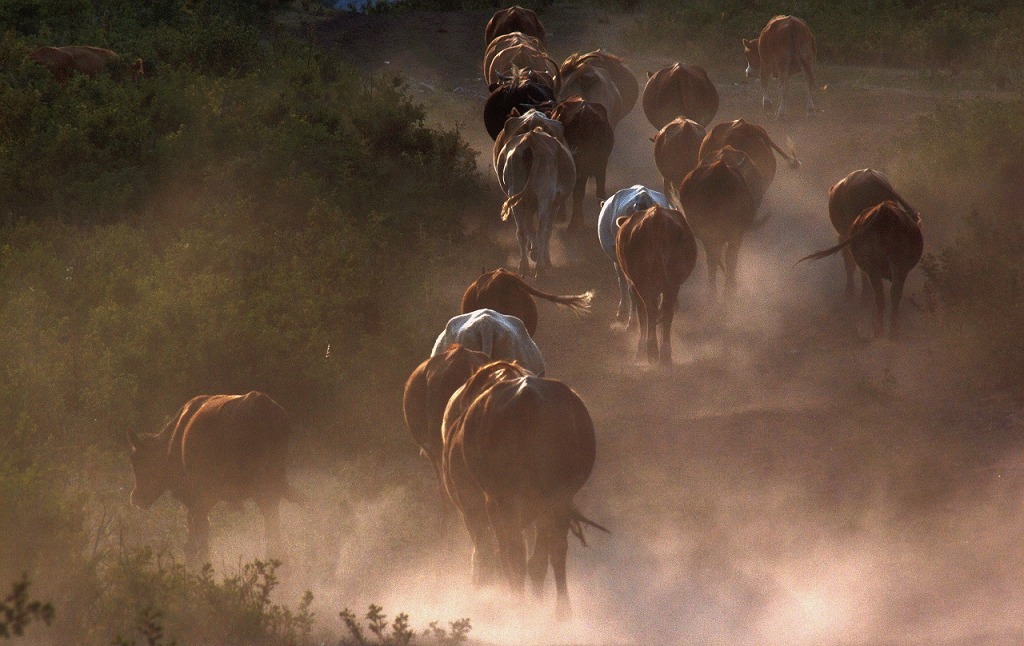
[742,38,760,76]
[126,429,170,509]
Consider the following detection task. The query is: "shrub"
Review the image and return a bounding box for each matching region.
[0,575,55,639]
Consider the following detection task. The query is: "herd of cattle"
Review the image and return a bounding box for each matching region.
[125,6,928,621]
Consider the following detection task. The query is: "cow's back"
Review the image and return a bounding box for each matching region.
[829,169,901,236]
[598,186,672,259]
[759,16,815,76]
[177,392,291,505]
[654,118,707,185]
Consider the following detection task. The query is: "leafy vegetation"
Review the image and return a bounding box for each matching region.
[0,575,55,639]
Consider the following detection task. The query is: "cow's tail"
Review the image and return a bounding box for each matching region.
[891,190,921,223]
[500,138,536,222]
[569,506,610,546]
[795,226,872,266]
[507,272,594,314]
[764,131,800,170]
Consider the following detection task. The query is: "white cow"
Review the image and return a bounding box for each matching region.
[493,109,565,190]
[597,185,673,324]
[431,309,545,376]
[498,127,576,276]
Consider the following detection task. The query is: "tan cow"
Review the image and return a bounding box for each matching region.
[560,50,638,118]
[641,63,719,129]
[799,201,923,339]
[558,51,634,126]
[499,127,577,276]
[486,42,559,89]
[442,361,606,619]
[460,268,593,336]
[828,169,919,300]
[483,31,545,79]
[127,392,302,565]
[493,108,566,190]
[615,205,698,364]
[743,15,817,118]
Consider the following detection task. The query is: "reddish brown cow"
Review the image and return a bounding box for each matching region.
[615,206,698,364]
[799,201,923,339]
[127,392,302,564]
[559,50,638,118]
[549,96,615,232]
[442,361,605,619]
[652,117,707,202]
[29,45,143,82]
[485,6,546,45]
[743,15,817,118]
[641,63,719,129]
[698,118,799,205]
[403,344,491,486]
[461,268,592,336]
[678,147,761,296]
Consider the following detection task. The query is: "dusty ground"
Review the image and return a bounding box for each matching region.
[138,5,1024,646]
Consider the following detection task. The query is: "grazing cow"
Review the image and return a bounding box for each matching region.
[641,63,719,129]
[598,185,673,325]
[431,308,546,376]
[460,268,593,336]
[698,118,799,205]
[652,117,707,202]
[483,31,544,78]
[678,147,762,296]
[127,392,302,565]
[403,344,491,486]
[799,201,923,338]
[484,70,557,140]
[549,97,615,232]
[828,169,919,299]
[558,52,630,126]
[560,50,638,118]
[485,6,546,45]
[29,45,143,82]
[486,42,560,89]
[616,206,698,364]
[442,361,606,619]
[743,15,817,118]
[498,127,576,276]
[493,108,566,190]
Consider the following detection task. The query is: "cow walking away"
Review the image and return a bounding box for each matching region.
[442,361,606,619]
[642,63,719,129]
[460,268,593,336]
[828,169,918,300]
[493,109,566,189]
[558,50,636,127]
[432,308,546,376]
[403,344,491,488]
[484,70,557,140]
[616,206,698,364]
[485,6,546,45]
[799,201,923,339]
[549,96,615,232]
[743,15,817,118]
[598,185,673,326]
[698,119,800,205]
[127,392,303,565]
[652,117,707,203]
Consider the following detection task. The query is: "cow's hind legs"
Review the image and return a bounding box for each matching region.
[889,270,908,340]
[256,496,284,560]
[869,274,886,338]
[185,505,212,567]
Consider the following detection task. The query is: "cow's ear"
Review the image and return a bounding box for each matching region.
[127,428,140,448]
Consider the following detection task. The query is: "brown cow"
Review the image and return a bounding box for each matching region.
[442,361,606,619]
[29,46,143,82]
[486,42,559,89]
[743,15,817,118]
[127,392,302,564]
[615,206,698,364]
[483,31,544,78]
[828,169,919,300]
[678,147,762,296]
[549,96,615,232]
[485,6,546,45]
[558,50,636,126]
[799,201,923,339]
[698,118,799,206]
[460,268,593,336]
[641,63,719,129]
[403,344,491,487]
[652,117,707,203]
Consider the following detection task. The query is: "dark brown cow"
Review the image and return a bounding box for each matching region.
[828,169,919,300]
[641,63,719,129]
[403,344,491,486]
[460,268,593,336]
[615,206,698,364]
[678,147,761,296]
[652,117,707,202]
[698,118,799,205]
[485,6,546,45]
[743,15,817,118]
[29,46,143,82]
[549,96,615,232]
[484,70,557,140]
[442,361,605,619]
[799,201,923,339]
[558,50,636,126]
[127,392,302,564]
